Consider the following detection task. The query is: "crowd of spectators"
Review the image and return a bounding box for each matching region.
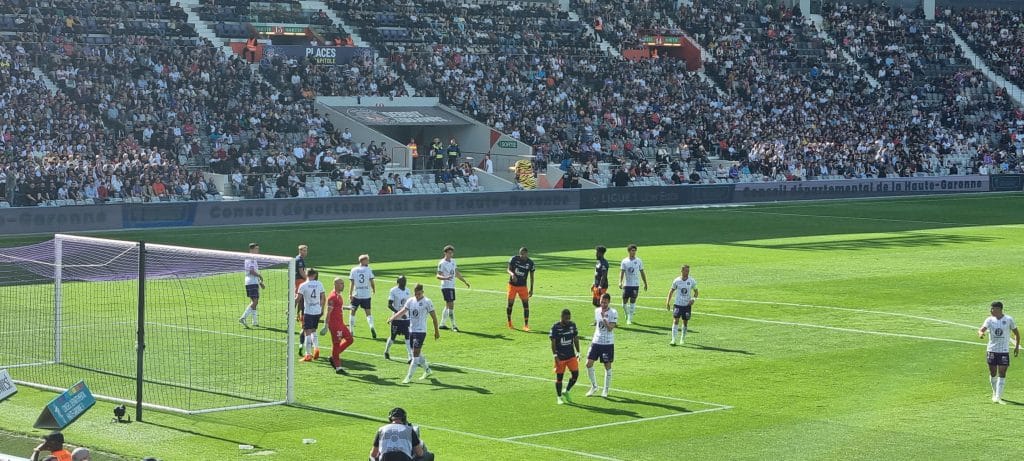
[4,0,1024,207]
[945,7,1024,90]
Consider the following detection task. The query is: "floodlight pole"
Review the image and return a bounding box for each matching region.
[136,241,146,422]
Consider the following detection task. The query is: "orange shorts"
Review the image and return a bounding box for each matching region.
[507,284,529,301]
[294,279,305,293]
[554,356,579,374]
[591,286,607,306]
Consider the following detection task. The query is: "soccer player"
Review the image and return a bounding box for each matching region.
[436,244,470,332]
[349,254,377,338]
[550,309,581,405]
[239,242,264,328]
[388,284,440,384]
[296,268,325,362]
[506,247,535,331]
[326,276,354,374]
[585,293,617,397]
[979,301,1020,404]
[666,264,698,345]
[385,276,413,362]
[294,244,308,322]
[592,245,609,307]
[618,244,647,325]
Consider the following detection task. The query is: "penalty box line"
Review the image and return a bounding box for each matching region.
[492,290,988,348]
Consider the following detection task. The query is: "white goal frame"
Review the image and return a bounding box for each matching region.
[7,234,297,415]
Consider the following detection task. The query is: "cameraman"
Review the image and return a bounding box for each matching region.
[370,408,434,461]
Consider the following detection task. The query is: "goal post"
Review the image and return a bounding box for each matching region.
[0,234,296,415]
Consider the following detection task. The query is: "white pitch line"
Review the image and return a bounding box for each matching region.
[503,406,731,441]
[614,292,974,329]
[299,406,625,461]
[473,290,986,347]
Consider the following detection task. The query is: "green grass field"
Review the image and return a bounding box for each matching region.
[1,192,1023,460]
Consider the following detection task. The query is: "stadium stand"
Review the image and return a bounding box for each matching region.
[945,7,1024,90]
[2,0,1023,206]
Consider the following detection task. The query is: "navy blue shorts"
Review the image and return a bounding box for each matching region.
[302,313,322,330]
[988,352,1010,366]
[409,332,427,349]
[245,284,260,299]
[622,286,639,302]
[391,319,410,337]
[352,297,372,310]
[442,288,456,302]
[587,343,614,364]
[673,304,692,320]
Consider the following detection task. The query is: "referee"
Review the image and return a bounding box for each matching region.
[370,408,425,461]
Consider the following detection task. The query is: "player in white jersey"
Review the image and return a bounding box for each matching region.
[385,276,414,363]
[618,244,647,325]
[388,284,440,384]
[979,301,1020,404]
[436,244,470,332]
[348,254,377,338]
[239,242,264,328]
[296,269,326,362]
[585,293,618,397]
[665,265,698,345]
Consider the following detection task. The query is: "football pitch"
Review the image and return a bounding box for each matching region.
[1,192,1023,460]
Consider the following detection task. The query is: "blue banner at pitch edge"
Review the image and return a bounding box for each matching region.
[0,369,17,402]
[34,381,96,430]
[989,174,1023,192]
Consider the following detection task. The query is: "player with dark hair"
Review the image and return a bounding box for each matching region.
[585,293,618,397]
[506,247,535,331]
[550,309,581,404]
[389,284,440,384]
[385,276,413,362]
[436,244,470,332]
[618,244,647,325]
[979,301,1020,404]
[294,244,308,322]
[239,242,264,328]
[592,246,609,306]
[666,264,698,345]
[326,276,354,374]
[296,268,325,362]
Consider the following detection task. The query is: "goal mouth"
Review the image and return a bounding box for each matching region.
[0,234,297,416]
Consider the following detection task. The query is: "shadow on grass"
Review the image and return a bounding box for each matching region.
[566,401,642,418]
[726,233,998,252]
[285,403,382,423]
[453,330,514,341]
[428,364,468,374]
[603,395,691,413]
[424,378,492,394]
[997,399,1024,406]
[682,343,754,355]
[140,419,257,447]
[326,359,376,371]
[351,373,401,387]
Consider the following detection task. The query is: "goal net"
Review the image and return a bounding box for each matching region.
[0,234,296,414]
